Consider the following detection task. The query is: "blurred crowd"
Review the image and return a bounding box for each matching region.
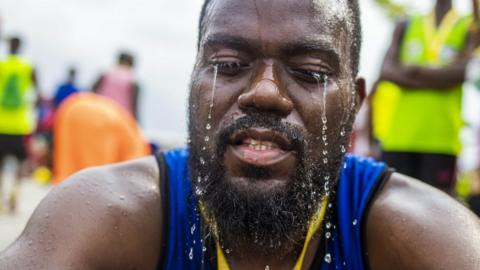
[1,0,480,218]
[0,24,150,214]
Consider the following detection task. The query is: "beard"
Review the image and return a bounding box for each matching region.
[188,110,353,258]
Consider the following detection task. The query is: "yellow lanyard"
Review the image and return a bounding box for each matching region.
[424,9,459,63]
[217,196,329,270]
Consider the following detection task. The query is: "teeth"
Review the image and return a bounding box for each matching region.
[246,139,277,151]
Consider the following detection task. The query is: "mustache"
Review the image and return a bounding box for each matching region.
[215,112,306,155]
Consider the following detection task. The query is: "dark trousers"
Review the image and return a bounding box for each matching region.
[381,151,457,194]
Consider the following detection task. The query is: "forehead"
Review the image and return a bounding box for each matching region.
[202,0,352,56]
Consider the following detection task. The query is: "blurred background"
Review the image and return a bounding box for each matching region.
[0,0,478,250]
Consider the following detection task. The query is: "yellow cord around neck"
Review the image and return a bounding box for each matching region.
[217,196,328,270]
[424,9,459,63]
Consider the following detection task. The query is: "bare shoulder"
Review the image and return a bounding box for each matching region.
[366,173,480,270]
[0,156,163,270]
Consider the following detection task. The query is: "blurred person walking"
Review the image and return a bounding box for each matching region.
[53,93,149,184]
[0,36,38,212]
[463,2,480,215]
[370,0,473,194]
[92,52,140,120]
[53,67,79,109]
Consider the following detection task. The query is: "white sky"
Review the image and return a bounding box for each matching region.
[0,0,474,143]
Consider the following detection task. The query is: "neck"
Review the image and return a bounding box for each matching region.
[435,0,451,25]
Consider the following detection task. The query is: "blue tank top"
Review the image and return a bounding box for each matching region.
[158,148,388,270]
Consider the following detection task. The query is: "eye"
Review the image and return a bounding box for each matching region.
[290,68,329,84]
[212,61,250,76]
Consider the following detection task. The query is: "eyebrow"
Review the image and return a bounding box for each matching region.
[203,34,259,54]
[203,34,341,67]
[280,40,341,67]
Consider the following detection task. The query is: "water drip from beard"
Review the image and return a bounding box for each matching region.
[188,112,344,258]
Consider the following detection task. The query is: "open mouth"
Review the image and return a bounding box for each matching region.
[228,128,295,167]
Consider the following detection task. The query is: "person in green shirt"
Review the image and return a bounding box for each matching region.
[0,36,38,213]
[370,0,474,194]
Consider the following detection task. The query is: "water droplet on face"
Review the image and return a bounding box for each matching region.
[341,145,346,153]
[205,65,219,129]
[119,195,125,201]
[323,158,328,164]
[204,136,210,142]
[322,150,328,156]
[324,253,332,264]
[200,157,206,165]
[188,247,194,260]
[353,219,358,226]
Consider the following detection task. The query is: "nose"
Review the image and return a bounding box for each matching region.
[238,60,293,116]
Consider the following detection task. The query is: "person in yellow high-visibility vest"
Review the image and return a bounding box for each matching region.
[0,36,38,213]
[370,0,473,194]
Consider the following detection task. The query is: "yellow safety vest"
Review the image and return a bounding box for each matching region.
[372,11,472,155]
[0,55,36,135]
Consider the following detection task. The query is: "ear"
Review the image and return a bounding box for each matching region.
[354,77,366,112]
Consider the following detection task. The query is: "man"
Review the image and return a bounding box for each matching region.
[52,93,150,184]
[1,0,479,269]
[92,51,140,120]
[370,0,472,194]
[0,36,38,212]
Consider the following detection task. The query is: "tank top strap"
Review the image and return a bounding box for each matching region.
[154,152,169,269]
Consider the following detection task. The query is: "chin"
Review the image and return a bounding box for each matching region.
[227,175,289,198]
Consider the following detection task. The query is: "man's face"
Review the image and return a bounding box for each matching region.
[188,0,363,255]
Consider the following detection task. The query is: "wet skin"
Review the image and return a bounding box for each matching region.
[191,0,355,197]
[1,0,480,269]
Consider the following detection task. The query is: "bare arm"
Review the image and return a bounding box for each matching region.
[31,68,38,93]
[91,75,104,93]
[380,21,469,90]
[366,173,480,270]
[0,157,163,270]
[132,82,140,120]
